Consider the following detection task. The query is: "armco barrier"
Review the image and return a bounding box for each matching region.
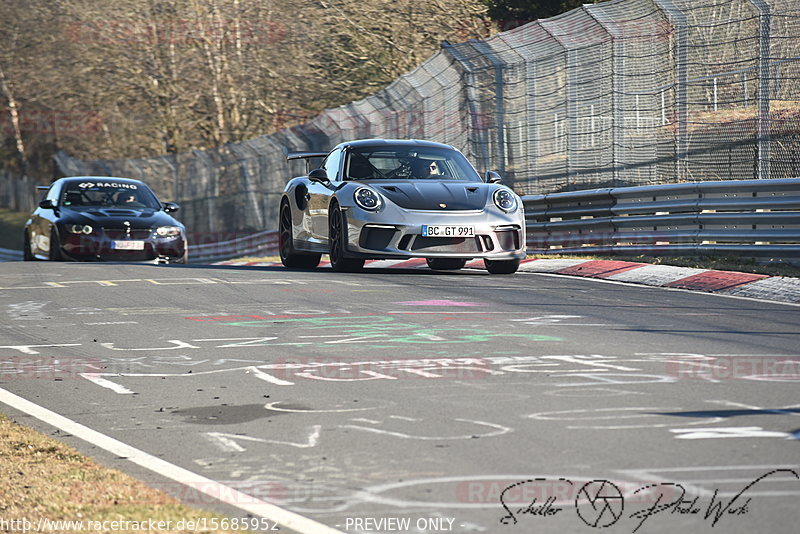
[0,237,277,264]
[0,247,23,261]
[187,179,800,264]
[524,177,800,258]
[5,179,796,264]
[189,230,279,263]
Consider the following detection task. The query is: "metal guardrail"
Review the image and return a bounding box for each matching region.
[189,178,800,263]
[5,179,797,264]
[523,178,800,258]
[0,247,23,261]
[0,236,279,264]
[189,230,279,264]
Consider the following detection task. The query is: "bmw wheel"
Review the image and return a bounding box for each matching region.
[23,231,34,261]
[279,200,320,269]
[484,258,520,274]
[426,258,467,271]
[48,228,63,261]
[328,202,364,273]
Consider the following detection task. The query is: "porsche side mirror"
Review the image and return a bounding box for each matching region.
[485,171,502,184]
[308,168,330,184]
[163,202,180,213]
[39,199,56,210]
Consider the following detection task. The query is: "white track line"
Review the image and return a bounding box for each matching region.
[0,387,343,534]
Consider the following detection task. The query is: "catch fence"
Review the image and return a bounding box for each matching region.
[50,0,800,237]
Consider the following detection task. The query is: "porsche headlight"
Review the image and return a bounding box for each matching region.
[493,188,518,213]
[156,225,181,237]
[66,224,93,235]
[354,186,382,211]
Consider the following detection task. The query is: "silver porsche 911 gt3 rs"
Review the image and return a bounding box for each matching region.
[279,139,526,274]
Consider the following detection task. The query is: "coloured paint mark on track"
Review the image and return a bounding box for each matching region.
[188,314,562,347]
[73,354,673,393]
[665,271,770,292]
[555,260,649,279]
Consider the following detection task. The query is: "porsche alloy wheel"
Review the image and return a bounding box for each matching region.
[484,258,520,274]
[329,203,364,273]
[426,258,467,271]
[279,201,320,269]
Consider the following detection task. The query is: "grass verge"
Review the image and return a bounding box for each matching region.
[0,413,250,533]
[0,208,29,250]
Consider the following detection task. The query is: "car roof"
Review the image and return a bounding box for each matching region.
[337,139,456,150]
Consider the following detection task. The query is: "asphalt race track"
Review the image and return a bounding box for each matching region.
[1,261,799,534]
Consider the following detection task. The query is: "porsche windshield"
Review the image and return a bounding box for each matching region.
[61,182,161,209]
[345,146,481,182]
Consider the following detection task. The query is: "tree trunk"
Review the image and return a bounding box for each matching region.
[0,62,28,177]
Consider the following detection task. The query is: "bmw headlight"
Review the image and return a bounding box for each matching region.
[156,225,182,237]
[66,224,93,235]
[354,186,382,211]
[493,188,518,213]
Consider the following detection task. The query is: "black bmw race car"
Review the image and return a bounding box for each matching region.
[24,176,187,263]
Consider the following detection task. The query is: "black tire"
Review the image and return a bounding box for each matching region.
[48,228,63,261]
[328,202,364,273]
[426,258,467,271]
[484,258,520,274]
[279,200,321,269]
[23,231,34,261]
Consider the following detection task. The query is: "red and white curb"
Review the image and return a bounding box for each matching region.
[214,258,800,305]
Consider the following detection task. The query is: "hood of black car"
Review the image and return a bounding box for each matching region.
[60,207,181,228]
[369,181,490,210]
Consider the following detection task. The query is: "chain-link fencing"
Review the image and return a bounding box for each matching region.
[50,0,800,237]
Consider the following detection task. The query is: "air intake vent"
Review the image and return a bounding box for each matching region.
[106,210,137,215]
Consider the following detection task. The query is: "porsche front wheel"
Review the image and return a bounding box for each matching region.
[328,203,364,273]
[279,201,321,269]
[484,258,520,274]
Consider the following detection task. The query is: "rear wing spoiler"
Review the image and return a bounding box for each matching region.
[287,152,328,161]
[287,152,328,173]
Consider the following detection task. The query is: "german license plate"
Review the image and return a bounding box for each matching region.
[112,240,145,250]
[421,225,475,237]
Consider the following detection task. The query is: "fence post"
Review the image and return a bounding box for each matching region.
[748,0,771,180]
[653,0,688,182]
[465,40,507,181]
[441,41,491,171]
[584,5,622,186]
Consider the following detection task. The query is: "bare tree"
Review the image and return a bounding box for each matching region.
[1,0,490,168]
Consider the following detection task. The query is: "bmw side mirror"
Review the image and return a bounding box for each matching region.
[39,199,57,209]
[163,202,180,213]
[308,168,330,184]
[485,171,502,184]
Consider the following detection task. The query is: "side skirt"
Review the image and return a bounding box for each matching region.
[294,239,329,254]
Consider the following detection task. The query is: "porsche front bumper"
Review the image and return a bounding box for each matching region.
[340,206,526,260]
